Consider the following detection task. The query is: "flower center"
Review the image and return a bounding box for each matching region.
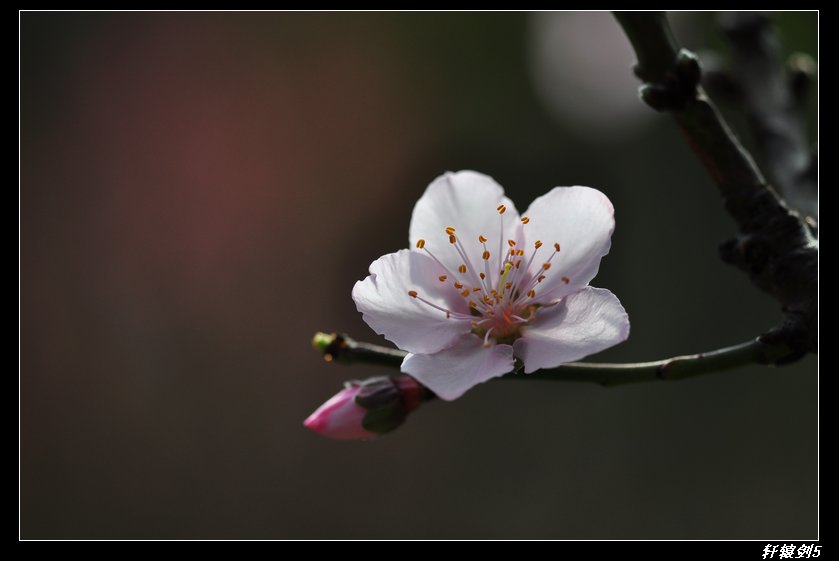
[408,206,569,347]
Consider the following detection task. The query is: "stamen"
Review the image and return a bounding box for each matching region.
[527,289,536,298]
[519,238,545,286]
[562,276,570,284]
[409,290,474,320]
[521,216,530,224]
[497,204,506,214]
[518,242,562,302]
[513,238,562,307]
[480,239,493,285]
[418,297,472,320]
[416,239,425,249]
[517,237,571,302]
[483,327,495,347]
[472,287,482,292]
[516,249,524,256]
[445,226,456,236]
[420,246,457,282]
[507,239,517,247]
[419,243,484,308]
[451,234,489,294]
[449,235,457,244]
[461,289,471,297]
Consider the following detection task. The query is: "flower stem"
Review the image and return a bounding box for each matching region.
[312,332,791,388]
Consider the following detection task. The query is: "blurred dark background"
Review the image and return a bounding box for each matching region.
[21,12,817,539]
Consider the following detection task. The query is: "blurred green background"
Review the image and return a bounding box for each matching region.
[21,11,817,539]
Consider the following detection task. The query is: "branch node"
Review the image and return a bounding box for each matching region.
[312,332,349,363]
[655,361,672,379]
[638,48,702,111]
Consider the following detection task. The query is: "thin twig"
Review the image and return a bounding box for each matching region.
[312,333,790,388]
[613,12,817,361]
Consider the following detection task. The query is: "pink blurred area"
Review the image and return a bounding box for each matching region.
[23,13,432,536]
[27,13,423,309]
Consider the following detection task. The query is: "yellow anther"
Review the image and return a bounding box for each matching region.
[438,275,447,282]
[479,272,486,280]
[543,263,552,270]
[561,276,570,284]
[515,261,521,269]
[458,264,467,274]
[507,239,517,247]
[472,287,482,292]
[537,275,546,282]
[534,240,543,249]
[445,226,456,236]
[554,242,561,252]
[516,249,524,256]
[527,289,536,298]
[482,250,491,260]
[521,216,530,224]
[416,239,426,249]
[497,204,507,214]
[505,282,512,290]
[449,235,457,244]
[461,289,471,297]
[469,301,478,308]
[478,235,487,243]
[408,290,418,298]
[454,282,464,289]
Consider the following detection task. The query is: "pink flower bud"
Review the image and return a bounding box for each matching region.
[303,386,375,441]
[304,375,432,440]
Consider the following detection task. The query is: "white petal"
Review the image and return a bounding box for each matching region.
[521,186,614,302]
[514,287,629,373]
[409,171,521,275]
[401,335,515,401]
[352,249,472,354]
